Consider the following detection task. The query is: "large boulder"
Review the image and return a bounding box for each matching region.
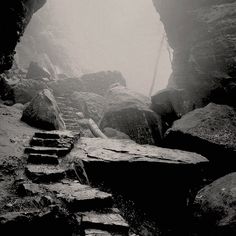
[193,172,236,235]
[9,79,49,104]
[26,61,51,80]
[100,86,163,145]
[70,137,208,227]
[165,103,236,163]
[21,89,65,130]
[80,71,126,96]
[70,92,106,123]
[0,0,46,72]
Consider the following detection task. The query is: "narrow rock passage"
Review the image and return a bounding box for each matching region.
[23,130,131,236]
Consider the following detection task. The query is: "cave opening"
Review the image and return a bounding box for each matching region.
[15,0,172,97]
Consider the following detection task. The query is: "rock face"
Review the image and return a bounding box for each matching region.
[16,1,81,77]
[80,71,127,96]
[100,86,162,145]
[193,172,236,235]
[0,75,12,100]
[0,0,46,72]
[153,0,236,110]
[21,89,65,130]
[70,92,106,123]
[165,103,236,163]
[9,79,49,104]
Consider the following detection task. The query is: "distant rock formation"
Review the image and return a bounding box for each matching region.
[26,61,51,81]
[80,71,126,96]
[0,0,46,72]
[9,79,49,104]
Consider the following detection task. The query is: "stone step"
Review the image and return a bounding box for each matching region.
[43,180,113,211]
[66,123,79,127]
[34,132,60,139]
[62,112,79,117]
[55,96,68,101]
[60,107,78,112]
[66,124,81,128]
[85,229,113,236]
[25,165,65,183]
[30,137,73,149]
[81,211,129,234]
[61,110,78,115]
[66,128,81,132]
[34,131,74,140]
[28,153,59,165]
[57,102,68,107]
[25,146,70,157]
[65,122,80,127]
[63,118,79,123]
[62,114,79,120]
[58,103,76,108]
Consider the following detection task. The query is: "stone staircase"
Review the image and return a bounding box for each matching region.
[55,95,82,132]
[23,131,130,236]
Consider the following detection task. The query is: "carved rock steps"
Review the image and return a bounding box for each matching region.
[22,131,131,235]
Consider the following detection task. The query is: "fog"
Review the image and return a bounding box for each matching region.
[37,0,172,95]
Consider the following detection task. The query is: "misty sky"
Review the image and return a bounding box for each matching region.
[39,0,172,95]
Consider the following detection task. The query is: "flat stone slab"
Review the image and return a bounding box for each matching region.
[25,165,65,183]
[43,180,113,211]
[71,138,208,165]
[27,153,59,165]
[81,211,129,234]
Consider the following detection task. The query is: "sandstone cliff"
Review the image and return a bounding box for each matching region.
[0,0,46,72]
[153,0,236,110]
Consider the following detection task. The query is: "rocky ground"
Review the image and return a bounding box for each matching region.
[0,61,236,235]
[0,102,38,220]
[0,101,209,235]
